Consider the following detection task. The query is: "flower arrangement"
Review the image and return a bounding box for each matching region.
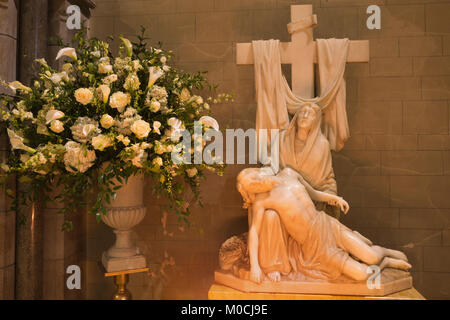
[0,28,230,230]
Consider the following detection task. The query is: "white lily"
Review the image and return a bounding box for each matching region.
[35,58,49,68]
[148,66,164,88]
[119,37,133,57]
[8,81,32,94]
[7,129,36,153]
[45,110,65,125]
[96,84,111,104]
[199,116,219,131]
[55,47,77,61]
[153,121,161,135]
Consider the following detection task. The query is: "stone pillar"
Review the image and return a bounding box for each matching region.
[15,0,48,300]
[0,0,17,300]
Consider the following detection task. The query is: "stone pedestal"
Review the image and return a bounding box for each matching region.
[208,284,425,300]
[214,268,413,297]
[101,174,147,273]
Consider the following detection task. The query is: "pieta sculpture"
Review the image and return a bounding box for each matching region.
[215,5,413,296]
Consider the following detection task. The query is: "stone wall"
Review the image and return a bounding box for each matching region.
[87,0,450,299]
[0,0,17,300]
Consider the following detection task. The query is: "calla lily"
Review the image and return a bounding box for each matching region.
[148,66,164,88]
[119,37,133,57]
[35,58,49,68]
[199,116,219,131]
[55,47,77,61]
[8,81,32,94]
[7,129,36,153]
[45,110,65,125]
[96,84,111,104]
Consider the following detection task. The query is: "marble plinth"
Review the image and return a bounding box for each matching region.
[214,268,413,297]
[208,284,424,300]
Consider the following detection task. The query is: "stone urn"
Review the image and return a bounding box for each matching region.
[101,173,147,272]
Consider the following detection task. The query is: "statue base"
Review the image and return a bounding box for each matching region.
[208,284,424,300]
[214,268,413,297]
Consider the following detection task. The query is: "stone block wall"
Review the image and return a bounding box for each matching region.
[87,0,450,299]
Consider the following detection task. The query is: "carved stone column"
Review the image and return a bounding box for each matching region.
[15,0,48,300]
[0,0,17,300]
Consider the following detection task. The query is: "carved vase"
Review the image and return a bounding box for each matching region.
[101,173,147,272]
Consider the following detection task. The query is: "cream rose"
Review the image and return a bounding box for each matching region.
[152,157,163,167]
[186,167,198,178]
[100,114,114,129]
[180,88,191,102]
[130,120,151,139]
[109,92,131,113]
[150,100,161,112]
[74,88,93,105]
[50,120,64,133]
[91,134,113,151]
[98,63,113,74]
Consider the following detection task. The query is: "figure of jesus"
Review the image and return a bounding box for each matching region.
[237,167,411,284]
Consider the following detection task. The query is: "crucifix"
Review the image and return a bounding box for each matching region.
[236,4,369,99]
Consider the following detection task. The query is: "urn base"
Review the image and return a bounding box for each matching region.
[102,252,147,273]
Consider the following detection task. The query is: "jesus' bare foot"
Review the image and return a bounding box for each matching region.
[267,271,281,282]
[380,257,412,271]
[385,248,408,262]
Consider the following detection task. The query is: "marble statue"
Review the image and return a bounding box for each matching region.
[215,5,412,296]
[234,167,411,284]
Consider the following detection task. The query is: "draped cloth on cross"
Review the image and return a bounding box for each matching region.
[253,38,350,153]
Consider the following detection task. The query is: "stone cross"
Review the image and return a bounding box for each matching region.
[236,4,370,98]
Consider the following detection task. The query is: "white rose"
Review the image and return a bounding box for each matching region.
[195,96,204,105]
[160,56,167,64]
[74,88,93,105]
[50,120,64,133]
[91,134,113,151]
[150,100,161,112]
[123,73,141,91]
[130,120,151,139]
[154,141,165,155]
[109,92,131,113]
[63,141,96,173]
[70,117,100,143]
[100,114,114,129]
[98,63,113,74]
[102,74,118,85]
[180,88,191,102]
[186,167,198,178]
[50,73,63,84]
[152,157,163,167]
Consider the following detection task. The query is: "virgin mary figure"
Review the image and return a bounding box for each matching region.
[250,38,351,279]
